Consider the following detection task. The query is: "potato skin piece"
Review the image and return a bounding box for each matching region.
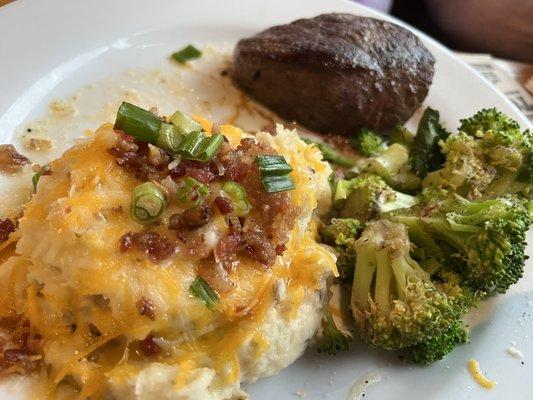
[232,13,435,135]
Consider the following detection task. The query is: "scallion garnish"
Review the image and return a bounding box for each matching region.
[32,165,50,193]
[176,177,209,206]
[169,110,202,135]
[189,276,219,310]
[172,45,202,64]
[255,155,295,193]
[131,182,166,223]
[114,102,162,144]
[177,131,224,162]
[221,181,250,215]
[157,123,183,153]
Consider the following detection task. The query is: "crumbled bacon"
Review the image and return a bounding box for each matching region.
[119,231,176,262]
[0,219,15,243]
[0,145,30,174]
[136,297,156,320]
[138,335,161,357]
[0,316,42,373]
[214,196,233,215]
[169,159,218,184]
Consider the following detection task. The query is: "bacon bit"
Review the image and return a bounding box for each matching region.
[119,231,176,262]
[136,297,156,320]
[119,232,134,252]
[0,219,15,243]
[181,205,212,229]
[0,145,30,174]
[214,197,234,215]
[275,245,286,255]
[170,160,218,184]
[138,335,161,357]
[243,229,276,264]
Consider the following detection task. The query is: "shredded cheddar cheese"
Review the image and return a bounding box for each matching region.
[468,359,496,389]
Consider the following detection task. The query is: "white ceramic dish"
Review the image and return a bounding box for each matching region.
[0,0,531,399]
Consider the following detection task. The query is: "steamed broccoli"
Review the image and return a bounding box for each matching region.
[357,143,421,192]
[351,220,472,362]
[352,128,386,157]
[317,308,352,355]
[423,108,532,200]
[335,174,419,222]
[320,218,362,279]
[387,196,531,295]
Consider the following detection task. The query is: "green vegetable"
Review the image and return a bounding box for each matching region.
[176,177,209,206]
[189,277,219,310]
[320,218,363,280]
[352,128,386,157]
[171,45,202,64]
[410,107,450,177]
[351,219,473,363]
[176,131,223,162]
[303,138,356,168]
[157,123,183,152]
[221,181,250,215]
[169,110,202,135]
[386,196,531,296]
[335,174,419,222]
[131,182,166,223]
[317,309,351,355]
[114,102,162,144]
[357,144,421,192]
[32,165,50,193]
[422,108,532,200]
[255,155,295,193]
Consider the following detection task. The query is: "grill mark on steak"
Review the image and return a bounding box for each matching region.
[232,13,435,134]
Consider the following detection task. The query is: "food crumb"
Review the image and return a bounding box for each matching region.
[49,99,78,117]
[507,346,524,359]
[294,389,307,397]
[24,136,53,151]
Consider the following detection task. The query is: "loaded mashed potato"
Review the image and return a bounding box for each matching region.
[0,103,336,399]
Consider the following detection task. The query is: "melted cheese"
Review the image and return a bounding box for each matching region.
[468,359,496,389]
[0,121,335,398]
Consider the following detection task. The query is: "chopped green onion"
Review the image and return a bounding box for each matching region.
[255,155,293,176]
[157,123,184,152]
[114,102,162,143]
[189,276,219,310]
[177,131,223,162]
[221,181,250,215]
[260,175,296,193]
[32,165,50,193]
[255,155,295,193]
[176,177,209,206]
[131,182,166,223]
[171,45,202,64]
[169,110,202,135]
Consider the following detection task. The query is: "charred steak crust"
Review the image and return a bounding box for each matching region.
[232,13,435,134]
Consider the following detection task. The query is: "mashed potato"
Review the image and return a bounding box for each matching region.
[0,120,335,399]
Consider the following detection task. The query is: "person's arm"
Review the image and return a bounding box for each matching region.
[425,0,533,63]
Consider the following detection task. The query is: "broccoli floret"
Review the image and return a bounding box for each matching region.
[357,143,421,192]
[351,220,471,361]
[387,196,531,295]
[423,109,532,200]
[352,128,386,157]
[390,125,415,147]
[337,174,419,222]
[320,218,363,279]
[317,308,351,355]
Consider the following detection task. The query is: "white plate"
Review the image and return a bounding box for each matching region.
[0,0,531,399]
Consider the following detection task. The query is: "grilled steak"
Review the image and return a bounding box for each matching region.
[232,13,435,135]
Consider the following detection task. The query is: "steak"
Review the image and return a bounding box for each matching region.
[232,13,435,135]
